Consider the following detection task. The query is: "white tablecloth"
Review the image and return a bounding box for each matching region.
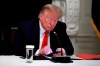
[0,55,100,66]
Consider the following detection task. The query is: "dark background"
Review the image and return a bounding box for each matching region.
[0,0,52,55]
[1,0,52,26]
[92,0,100,32]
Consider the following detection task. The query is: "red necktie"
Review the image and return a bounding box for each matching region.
[41,31,49,49]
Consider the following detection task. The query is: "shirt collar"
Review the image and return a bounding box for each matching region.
[39,20,45,34]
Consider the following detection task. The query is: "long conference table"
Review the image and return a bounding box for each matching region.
[0,55,100,66]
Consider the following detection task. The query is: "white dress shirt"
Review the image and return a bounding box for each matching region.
[35,21,52,55]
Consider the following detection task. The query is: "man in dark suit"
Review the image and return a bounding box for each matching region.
[13,4,74,57]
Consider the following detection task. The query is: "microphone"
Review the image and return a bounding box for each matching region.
[50,31,72,63]
[53,32,63,56]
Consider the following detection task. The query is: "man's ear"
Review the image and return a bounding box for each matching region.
[39,13,43,18]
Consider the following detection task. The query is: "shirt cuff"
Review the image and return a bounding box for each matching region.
[35,49,40,56]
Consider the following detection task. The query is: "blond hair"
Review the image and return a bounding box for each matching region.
[39,4,63,19]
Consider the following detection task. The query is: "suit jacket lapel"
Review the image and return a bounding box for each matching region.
[50,30,57,52]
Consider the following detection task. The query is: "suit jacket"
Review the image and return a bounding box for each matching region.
[13,18,74,57]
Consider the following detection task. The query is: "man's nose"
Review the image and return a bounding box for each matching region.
[50,21,55,26]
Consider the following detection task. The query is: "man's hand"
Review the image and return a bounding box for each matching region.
[53,48,65,57]
[38,46,52,56]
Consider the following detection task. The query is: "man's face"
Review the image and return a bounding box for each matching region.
[39,11,58,31]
